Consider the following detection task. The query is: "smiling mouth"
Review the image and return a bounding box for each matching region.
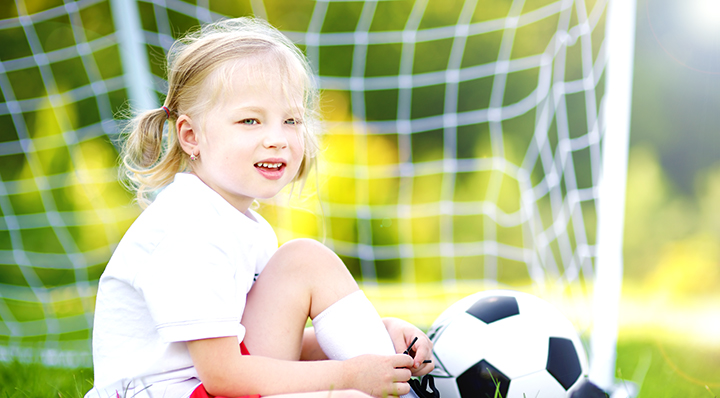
[254,162,285,170]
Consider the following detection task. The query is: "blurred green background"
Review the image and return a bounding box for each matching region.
[0,0,718,395]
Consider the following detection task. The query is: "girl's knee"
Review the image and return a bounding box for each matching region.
[279,238,328,254]
[271,239,347,273]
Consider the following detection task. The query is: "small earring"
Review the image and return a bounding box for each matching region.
[190,152,198,161]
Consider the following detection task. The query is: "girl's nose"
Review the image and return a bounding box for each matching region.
[263,124,289,149]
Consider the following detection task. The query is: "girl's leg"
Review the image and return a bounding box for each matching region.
[241,238,385,360]
[242,239,419,398]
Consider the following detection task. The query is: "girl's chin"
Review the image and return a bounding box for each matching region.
[253,187,289,200]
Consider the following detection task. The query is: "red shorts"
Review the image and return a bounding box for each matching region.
[189,342,261,398]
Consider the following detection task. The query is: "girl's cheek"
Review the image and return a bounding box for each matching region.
[291,136,304,153]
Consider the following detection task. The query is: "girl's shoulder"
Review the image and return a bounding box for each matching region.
[121,174,227,243]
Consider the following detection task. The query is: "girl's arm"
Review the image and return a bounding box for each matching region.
[187,336,414,398]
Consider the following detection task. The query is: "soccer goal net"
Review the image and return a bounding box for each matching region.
[0,0,634,388]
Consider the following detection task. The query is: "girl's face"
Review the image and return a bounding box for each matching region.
[184,60,305,214]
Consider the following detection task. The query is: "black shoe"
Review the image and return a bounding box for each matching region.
[409,374,440,398]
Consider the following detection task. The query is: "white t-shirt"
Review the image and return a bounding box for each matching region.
[86,173,278,398]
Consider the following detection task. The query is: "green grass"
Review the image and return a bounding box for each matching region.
[0,336,717,398]
[0,361,92,398]
[616,337,720,398]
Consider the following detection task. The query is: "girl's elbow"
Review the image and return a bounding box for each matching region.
[197,365,254,397]
[198,375,228,397]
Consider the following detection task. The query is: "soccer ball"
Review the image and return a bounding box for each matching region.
[428,290,589,398]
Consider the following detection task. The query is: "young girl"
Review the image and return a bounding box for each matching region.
[85,17,435,398]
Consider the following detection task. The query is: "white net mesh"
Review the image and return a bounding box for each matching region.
[0,0,615,368]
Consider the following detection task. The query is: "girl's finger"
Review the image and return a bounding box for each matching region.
[393,369,412,384]
[392,353,414,368]
[413,360,435,375]
[411,339,435,371]
[403,336,418,355]
[412,339,430,360]
[394,381,411,396]
[390,333,407,354]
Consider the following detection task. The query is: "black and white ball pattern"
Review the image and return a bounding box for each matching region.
[428,290,589,398]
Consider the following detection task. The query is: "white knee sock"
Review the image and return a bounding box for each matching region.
[312,290,419,398]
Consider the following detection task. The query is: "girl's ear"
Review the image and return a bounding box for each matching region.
[177,115,199,156]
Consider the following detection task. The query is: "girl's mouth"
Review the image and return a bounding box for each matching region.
[254,162,286,180]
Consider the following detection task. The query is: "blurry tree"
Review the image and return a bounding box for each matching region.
[623,145,720,296]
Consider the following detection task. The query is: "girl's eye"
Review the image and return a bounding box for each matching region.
[285,118,302,125]
[240,119,259,125]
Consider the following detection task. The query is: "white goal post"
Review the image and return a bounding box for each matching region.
[590,0,637,391]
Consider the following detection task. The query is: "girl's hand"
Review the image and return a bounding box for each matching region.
[382,317,435,376]
[343,354,413,397]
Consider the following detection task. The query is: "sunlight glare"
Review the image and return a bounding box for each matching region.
[688,0,720,37]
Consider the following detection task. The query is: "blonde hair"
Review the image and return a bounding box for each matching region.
[120,17,320,207]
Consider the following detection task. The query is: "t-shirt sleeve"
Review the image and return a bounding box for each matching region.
[135,229,246,343]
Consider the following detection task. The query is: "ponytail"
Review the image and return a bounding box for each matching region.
[119,106,187,207]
